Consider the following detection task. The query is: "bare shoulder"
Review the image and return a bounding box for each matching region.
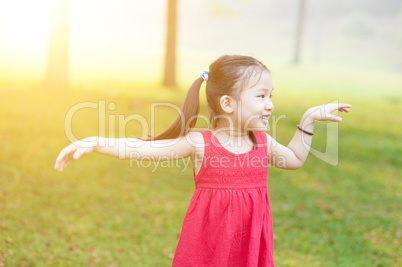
[265,132,277,147]
[186,131,205,149]
[186,131,205,159]
[187,131,204,144]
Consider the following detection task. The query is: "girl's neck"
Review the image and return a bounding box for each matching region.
[211,126,253,152]
[213,121,248,139]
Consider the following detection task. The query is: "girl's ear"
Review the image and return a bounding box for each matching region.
[220,95,235,114]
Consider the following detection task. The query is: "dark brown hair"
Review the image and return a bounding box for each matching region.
[146,55,270,148]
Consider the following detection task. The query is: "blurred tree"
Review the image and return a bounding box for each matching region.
[163,0,177,88]
[293,0,307,64]
[44,0,69,89]
[322,0,402,16]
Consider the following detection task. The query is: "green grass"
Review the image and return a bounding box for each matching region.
[1,66,401,266]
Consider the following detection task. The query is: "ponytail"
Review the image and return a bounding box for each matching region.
[146,77,203,141]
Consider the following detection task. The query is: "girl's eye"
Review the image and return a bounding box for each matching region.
[258,95,265,98]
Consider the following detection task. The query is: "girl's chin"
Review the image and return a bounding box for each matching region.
[251,128,268,132]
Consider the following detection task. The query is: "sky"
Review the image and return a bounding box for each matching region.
[0,0,401,84]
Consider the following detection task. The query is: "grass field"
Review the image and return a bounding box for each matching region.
[1,65,401,266]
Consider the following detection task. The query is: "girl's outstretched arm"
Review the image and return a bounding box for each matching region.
[267,103,351,170]
[54,133,199,172]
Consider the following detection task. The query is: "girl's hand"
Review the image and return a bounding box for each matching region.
[54,137,98,172]
[303,103,351,123]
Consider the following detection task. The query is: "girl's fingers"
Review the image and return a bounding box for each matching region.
[63,161,69,170]
[328,103,351,113]
[323,103,351,117]
[55,159,64,172]
[338,106,351,112]
[55,141,94,171]
[323,103,351,122]
[338,103,351,108]
[327,115,342,122]
[338,104,351,112]
[61,156,71,171]
[55,145,76,171]
[56,156,68,172]
[55,154,65,170]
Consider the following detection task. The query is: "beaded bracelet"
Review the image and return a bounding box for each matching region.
[297,124,314,136]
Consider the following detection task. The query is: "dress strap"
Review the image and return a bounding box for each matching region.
[199,130,213,157]
[253,131,267,146]
[253,131,268,158]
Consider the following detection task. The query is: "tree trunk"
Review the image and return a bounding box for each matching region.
[293,0,306,64]
[163,0,177,87]
[44,0,69,89]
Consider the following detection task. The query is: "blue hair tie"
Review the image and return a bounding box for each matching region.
[200,71,209,81]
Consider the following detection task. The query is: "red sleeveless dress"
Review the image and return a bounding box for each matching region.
[172,130,275,266]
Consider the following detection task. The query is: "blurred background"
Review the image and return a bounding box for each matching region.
[0,0,401,266]
[0,0,401,86]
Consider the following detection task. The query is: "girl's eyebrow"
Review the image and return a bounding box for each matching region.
[257,88,274,92]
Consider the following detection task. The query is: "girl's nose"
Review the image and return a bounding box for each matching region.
[265,100,274,111]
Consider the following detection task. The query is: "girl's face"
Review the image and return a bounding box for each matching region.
[234,69,274,132]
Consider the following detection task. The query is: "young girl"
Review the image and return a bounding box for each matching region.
[55,55,351,266]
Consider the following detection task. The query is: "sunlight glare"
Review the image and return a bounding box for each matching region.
[0,0,51,78]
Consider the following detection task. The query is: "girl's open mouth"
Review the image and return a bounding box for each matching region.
[259,115,270,124]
